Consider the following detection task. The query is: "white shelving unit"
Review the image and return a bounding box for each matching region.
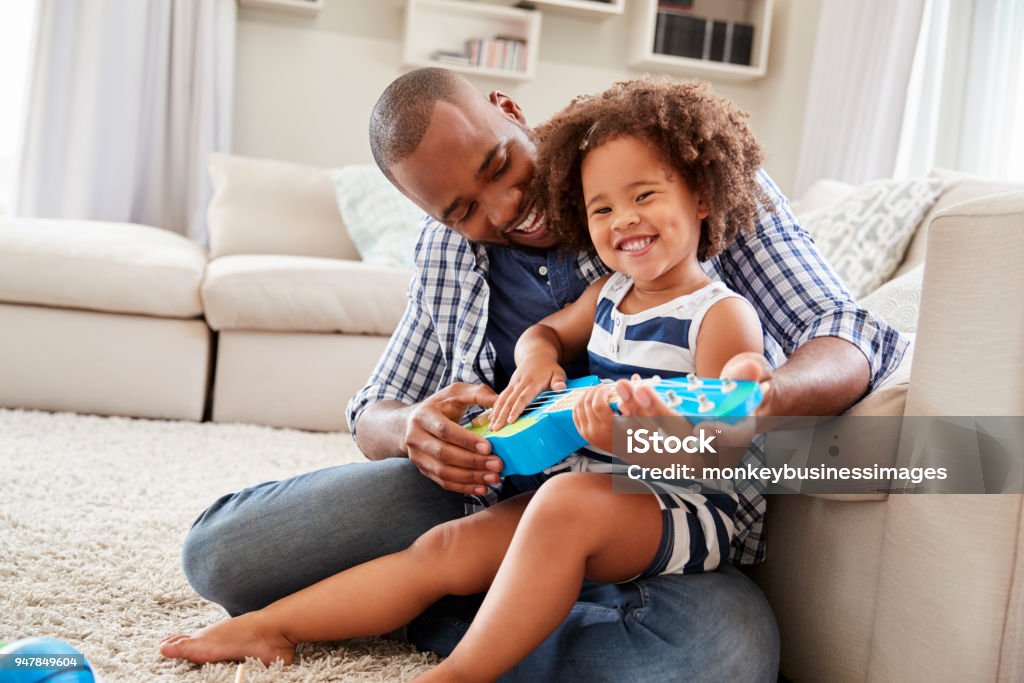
[484,0,624,19]
[628,0,773,81]
[404,0,542,81]
[237,0,323,16]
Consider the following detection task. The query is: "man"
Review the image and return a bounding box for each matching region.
[181,68,906,681]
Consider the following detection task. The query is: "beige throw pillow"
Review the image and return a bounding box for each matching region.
[842,264,925,419]
[206,153,360,260]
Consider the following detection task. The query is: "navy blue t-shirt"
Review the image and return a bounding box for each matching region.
[484,246,592,392]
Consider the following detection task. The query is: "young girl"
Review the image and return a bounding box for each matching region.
[160,78,771,681]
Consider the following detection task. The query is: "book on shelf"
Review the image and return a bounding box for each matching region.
[431,50,471,66]
[727,22,754,65]
[653,12,754,66]
[430,35,528,73]
[460,35,528,72]
[654,11,705,59]
[657,0,694,10]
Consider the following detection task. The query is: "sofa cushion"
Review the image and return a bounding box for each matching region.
[0,218,206,318]
[207,153,360,261]
[329,164,425,269]
[202,255,411,334]
[800,178,944,298]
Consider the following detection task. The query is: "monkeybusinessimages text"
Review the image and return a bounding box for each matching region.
[623,428,949,485]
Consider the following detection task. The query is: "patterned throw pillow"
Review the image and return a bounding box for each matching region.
[799,178,945,298]
[859,264,924,334]
[329,164,425,269]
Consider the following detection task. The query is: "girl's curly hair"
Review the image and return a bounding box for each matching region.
[533,78,772,261]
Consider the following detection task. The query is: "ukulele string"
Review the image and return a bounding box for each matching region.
[516,378,737,413]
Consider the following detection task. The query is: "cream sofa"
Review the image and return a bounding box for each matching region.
[745,178,1024,682]
[199,154,411,431]
[0,219,211,421]
[0,155,412,431]
[0,159,1020,680]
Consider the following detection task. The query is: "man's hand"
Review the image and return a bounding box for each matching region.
[719,352,774,417]
[403,383,504,495]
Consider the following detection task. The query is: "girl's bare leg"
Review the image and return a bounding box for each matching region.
[160,492,534,665]
[418,472,663,683]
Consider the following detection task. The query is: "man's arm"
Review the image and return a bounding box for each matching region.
[719,170,908,416]
[345,260,445,450]
[353,400,411,460]
[722,337,871,417]
[345,222,503,493]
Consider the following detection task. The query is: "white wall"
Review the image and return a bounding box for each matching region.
[233,0,822,196]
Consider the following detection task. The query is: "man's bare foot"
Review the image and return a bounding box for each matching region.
[160,612,295,666]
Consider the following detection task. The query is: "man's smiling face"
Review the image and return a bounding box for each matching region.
[390,95,558,249]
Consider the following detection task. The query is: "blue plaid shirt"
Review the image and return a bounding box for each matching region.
[347,170,909,565]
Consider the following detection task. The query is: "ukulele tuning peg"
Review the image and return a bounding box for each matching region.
[664,390,682,408]
[697,394,716,414]
[720,377,737,394]
[686,373,703,389]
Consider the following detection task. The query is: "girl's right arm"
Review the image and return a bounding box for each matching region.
[489,275,609,430]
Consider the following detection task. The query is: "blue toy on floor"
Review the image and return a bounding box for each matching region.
[0,638,95,682]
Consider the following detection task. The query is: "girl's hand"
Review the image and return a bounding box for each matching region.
[489,362,568,431]
[613,377,677,418]
[572,384,616,451]
[614,376,753,473]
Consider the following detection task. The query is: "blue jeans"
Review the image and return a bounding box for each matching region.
[182,458,779,682]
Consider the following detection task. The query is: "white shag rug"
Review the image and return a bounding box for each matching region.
[0,409,439,682]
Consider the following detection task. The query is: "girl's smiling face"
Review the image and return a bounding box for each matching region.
[582,135,709,292]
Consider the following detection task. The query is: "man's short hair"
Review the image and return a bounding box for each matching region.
[369,68,470,183]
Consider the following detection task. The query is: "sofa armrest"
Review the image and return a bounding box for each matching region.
[906,190,1024,415]
[868,191,1024,681]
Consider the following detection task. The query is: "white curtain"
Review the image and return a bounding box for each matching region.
[895,0,1024,181]
[15,0,235,245]
[794,0,927,196]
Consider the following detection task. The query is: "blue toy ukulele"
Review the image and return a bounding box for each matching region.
[469,374,763,476]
